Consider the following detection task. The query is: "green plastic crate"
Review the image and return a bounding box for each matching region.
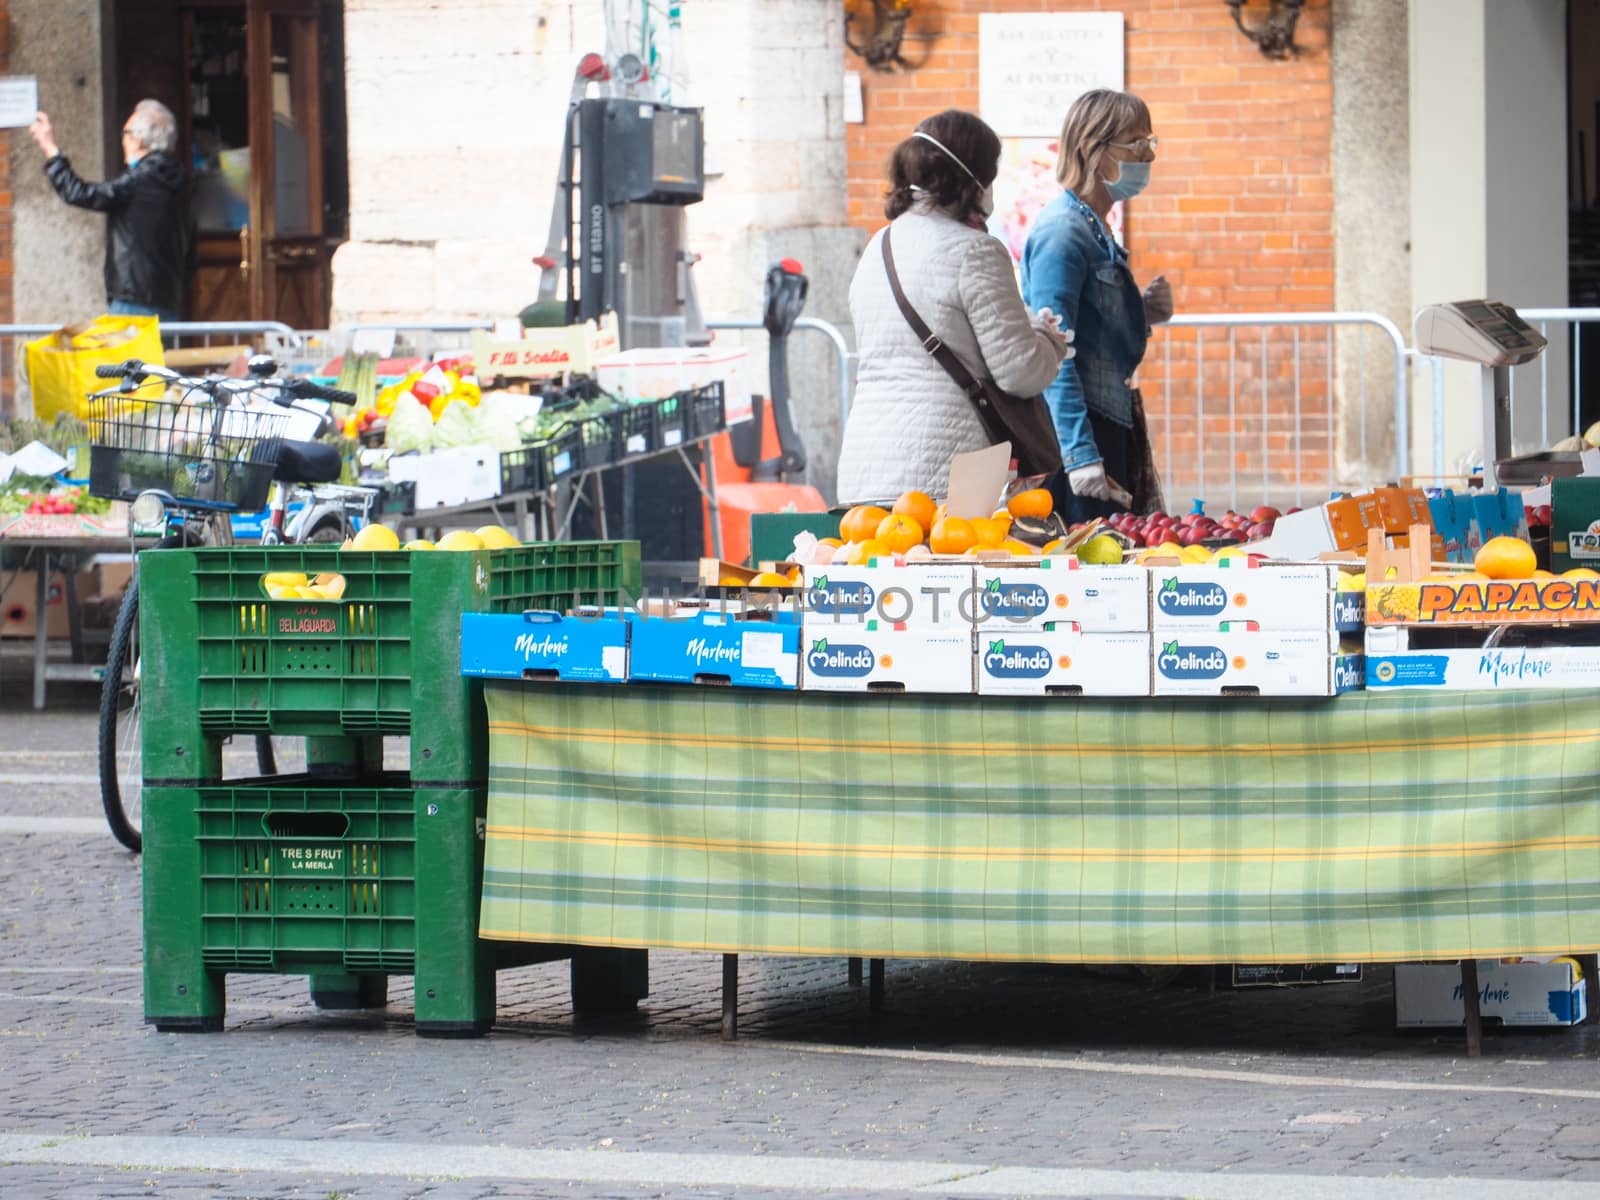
[143,774,641,1035]
[138,541,641,778]
[196,774,419,973]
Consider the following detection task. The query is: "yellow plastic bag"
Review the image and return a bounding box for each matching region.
[23,314,166,422]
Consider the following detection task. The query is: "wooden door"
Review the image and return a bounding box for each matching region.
[185,0,330,327]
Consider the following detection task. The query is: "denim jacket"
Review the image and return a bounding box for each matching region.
[1020,189,1148,471]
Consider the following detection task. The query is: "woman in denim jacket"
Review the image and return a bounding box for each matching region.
[1022,89,1172,521]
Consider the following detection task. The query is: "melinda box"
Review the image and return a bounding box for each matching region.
[976,627,1151,697]
[974,561,1148,633]
[799,563,974,630]
[799,626,973,693]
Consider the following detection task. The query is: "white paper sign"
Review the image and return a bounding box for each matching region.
[978,14,1124,138]
[0,77,39,130]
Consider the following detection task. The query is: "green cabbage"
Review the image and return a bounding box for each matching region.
[385,394,435,454]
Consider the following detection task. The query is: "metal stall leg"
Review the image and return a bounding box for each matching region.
[869,958,885,1013]
[1460,959,1484,1057]
[722,953,739,1041]
[847,957,863,988]
[31,555,48,710]
[1582,954,1600,1024]
[63,563,84,664]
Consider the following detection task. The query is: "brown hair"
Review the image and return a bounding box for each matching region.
[1055,89,1151,195]
[884,109,1001,222]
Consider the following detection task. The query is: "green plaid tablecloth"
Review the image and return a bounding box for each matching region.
[479,684,1600,964]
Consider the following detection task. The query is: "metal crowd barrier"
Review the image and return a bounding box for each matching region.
[1143,312,1408,511]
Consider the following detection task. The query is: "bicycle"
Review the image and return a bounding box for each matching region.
[86,354,368,852]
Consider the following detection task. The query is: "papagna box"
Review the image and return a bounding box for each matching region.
[1394,958,1587,1027]
[459,609,628,683]
[1365,576,1600,626]
[1148,561,1361,642]
[1151,630,1363,698]
[977,625,1150,697]
[799,563,974,630]
[974,560,1148,633]
[800,624,973,694]
[626,603,799,689]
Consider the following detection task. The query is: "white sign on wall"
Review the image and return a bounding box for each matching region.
[978,13,1125,138]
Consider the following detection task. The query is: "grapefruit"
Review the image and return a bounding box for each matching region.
[1474,536,1537,580]
[436,530,487,551]
[350,524,400,552]
[474,525,520,549]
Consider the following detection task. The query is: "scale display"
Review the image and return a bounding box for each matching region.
[1414,300,1547,367]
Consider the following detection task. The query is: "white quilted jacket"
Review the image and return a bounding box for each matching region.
[836,205,1067,505]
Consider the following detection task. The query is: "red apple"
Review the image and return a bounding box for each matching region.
[1249,505,1282,524]
[1144,528,1173,548]
[1246,521,1275,540]
[1285,506,1303,515]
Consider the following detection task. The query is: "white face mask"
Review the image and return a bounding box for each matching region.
[912,130,994,217]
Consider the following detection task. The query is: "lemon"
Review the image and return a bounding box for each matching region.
[1075,534,1123,565]
[1179,544,1213,565]
[436,529,487,552]
[350,524,401,552]
[262,571,308,589]
[403,539,436,551]
[311,572,347,599]
[474,525,520,549]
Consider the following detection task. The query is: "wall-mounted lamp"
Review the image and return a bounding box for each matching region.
[1224,0,1306,60]
[845,0,929,72]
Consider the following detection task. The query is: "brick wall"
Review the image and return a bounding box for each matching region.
[845,0,1338,506]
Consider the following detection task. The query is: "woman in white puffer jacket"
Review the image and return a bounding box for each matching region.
[836,109,1070,505]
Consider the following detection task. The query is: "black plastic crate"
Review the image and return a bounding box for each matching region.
[617,403,659,459]
[685,382,727,440]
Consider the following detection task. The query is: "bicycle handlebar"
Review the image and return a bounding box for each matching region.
[283,379,358,407]
[95,361,142,379]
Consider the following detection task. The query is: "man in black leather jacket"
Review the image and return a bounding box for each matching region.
[29,99,193,322]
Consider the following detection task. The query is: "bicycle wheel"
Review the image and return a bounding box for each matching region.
[98,581,143,853]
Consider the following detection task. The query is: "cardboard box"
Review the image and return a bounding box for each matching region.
[799,563,974,631]
[387,446,501,510]
[1394,959,1587,1027]
[0,570,71,639]
[800,627,974,693]
[627,605,800,689]
[977,628,1151,696]
[974,561,1149,633]
[469,313,620,380]
[593,346,753,426]
[459,610,628,683]
[1365,576,1600,627]
[1228,963,1363,988]
[1426,491,1475,563]
[1148,562,1346,636]
[89,558,134,600]
[1374,486,1434,534]
[1552,476,1600,572]
[1151,630,1362,697]
[1364,628,1600,691]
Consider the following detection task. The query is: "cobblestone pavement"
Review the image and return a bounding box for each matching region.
[5,688,1600,1198]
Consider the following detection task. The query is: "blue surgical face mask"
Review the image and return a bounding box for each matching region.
[126,156,142,169]
[1102,158,1150,202]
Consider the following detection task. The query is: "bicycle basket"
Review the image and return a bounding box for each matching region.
[86,394,291,511]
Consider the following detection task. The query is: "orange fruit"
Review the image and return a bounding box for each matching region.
[1041,538,1066,555]
[839,505,889,544]
[1000,538,1038,557]
[1564,568,1600,581]
[1474,536,1537,580]
[989,510,1015,530]
[876,512,925,554]
[819,537,842,548]
[847,537,890,565]
[1007,488,1054,519]
[893,490,937,533]
[749,571,795,587]
[970,516,1008,548]
[929,516,977,555]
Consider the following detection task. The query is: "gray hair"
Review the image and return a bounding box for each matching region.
[126,99,177,155]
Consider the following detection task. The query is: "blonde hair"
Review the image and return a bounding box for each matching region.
[1055,89,1151,195]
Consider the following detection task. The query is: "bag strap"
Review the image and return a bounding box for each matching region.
[880,228,991,414]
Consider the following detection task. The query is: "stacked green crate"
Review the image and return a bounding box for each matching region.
[137,542,645,1036]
